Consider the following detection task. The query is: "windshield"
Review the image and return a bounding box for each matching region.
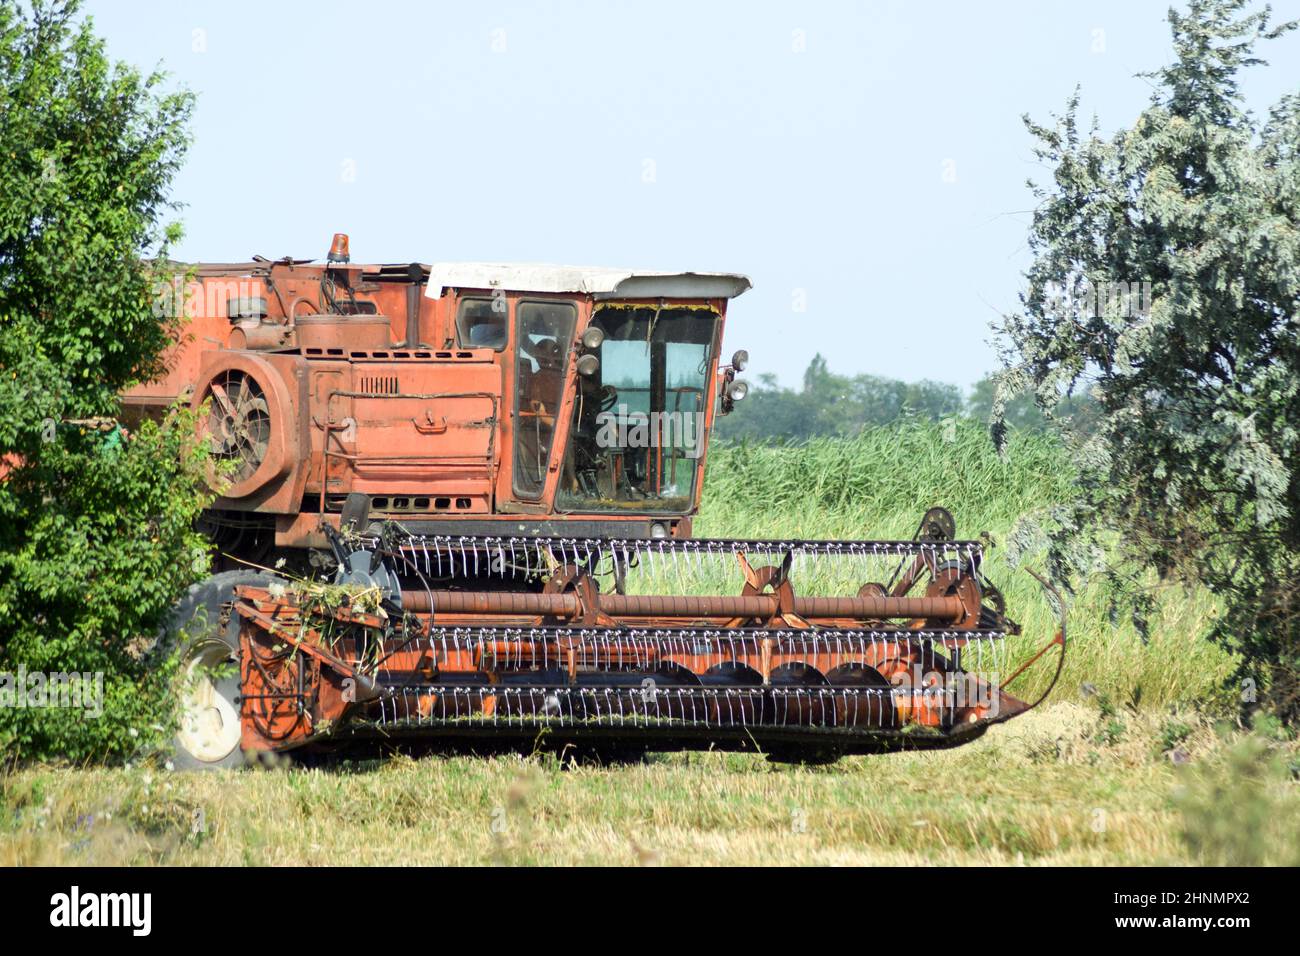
[557,306,718,513]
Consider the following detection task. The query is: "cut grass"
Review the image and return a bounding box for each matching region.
[2,703,1296,866]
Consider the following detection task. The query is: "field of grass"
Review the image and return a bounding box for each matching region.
[3,421,1293,867]
[3,703,1298,865]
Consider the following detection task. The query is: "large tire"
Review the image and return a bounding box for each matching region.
[160,570,279,770]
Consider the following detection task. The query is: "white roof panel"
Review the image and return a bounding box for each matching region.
[425,263,751,300]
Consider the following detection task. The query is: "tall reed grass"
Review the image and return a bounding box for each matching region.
[688,421,1234,711]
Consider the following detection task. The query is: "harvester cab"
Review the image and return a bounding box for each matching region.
[138,236,1066,769]
[127,239,753,562]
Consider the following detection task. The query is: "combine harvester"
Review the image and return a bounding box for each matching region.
[132,235,1065,767]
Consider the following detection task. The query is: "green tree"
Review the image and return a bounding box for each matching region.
[967,373,1099,433]
[994,0,1300,718]
[716,354,963,441]
[0,0,209,761]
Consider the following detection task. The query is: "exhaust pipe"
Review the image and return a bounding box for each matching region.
[405,262,423,347]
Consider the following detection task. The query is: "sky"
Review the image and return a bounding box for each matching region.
[84,0,1300,391]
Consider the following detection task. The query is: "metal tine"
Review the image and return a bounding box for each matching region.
[670,542,684,593]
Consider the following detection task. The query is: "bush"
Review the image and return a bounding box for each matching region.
[0,1,208,762]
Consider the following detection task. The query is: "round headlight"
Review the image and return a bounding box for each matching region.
[581,327,605,351]
[727,379,749,402]
[731,349,749,371]
[649,522,668,539]
[576,354,601,377]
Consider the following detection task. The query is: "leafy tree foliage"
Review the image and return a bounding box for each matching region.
[716,354,964,441]
[0,1,209,760]
[966,373,1098,434]
[994,0,1300,718]
[715,359,1092,442]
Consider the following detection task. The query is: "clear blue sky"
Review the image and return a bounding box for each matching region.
[85,0,1300,390]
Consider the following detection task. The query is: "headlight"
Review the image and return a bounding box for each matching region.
[726,379,749,402]
[581,327,605,350]
[576,354,600,377]
[731,349,749,371]
[650,522,668,539]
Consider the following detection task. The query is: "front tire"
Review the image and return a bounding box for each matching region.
[159,570,279,770]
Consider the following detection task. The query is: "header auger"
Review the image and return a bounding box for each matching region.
[141,238,1064,767]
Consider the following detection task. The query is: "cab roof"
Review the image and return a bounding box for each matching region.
[424,263,752,301]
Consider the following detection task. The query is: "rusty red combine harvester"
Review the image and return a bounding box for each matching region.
[132,235,1065,767]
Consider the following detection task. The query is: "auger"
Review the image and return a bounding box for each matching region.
[137,238,1064,767]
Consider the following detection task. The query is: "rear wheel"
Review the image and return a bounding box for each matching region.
[159,570,279,770]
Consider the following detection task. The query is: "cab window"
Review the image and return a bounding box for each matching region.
[513,300,577,498]
[456,297,508,350]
